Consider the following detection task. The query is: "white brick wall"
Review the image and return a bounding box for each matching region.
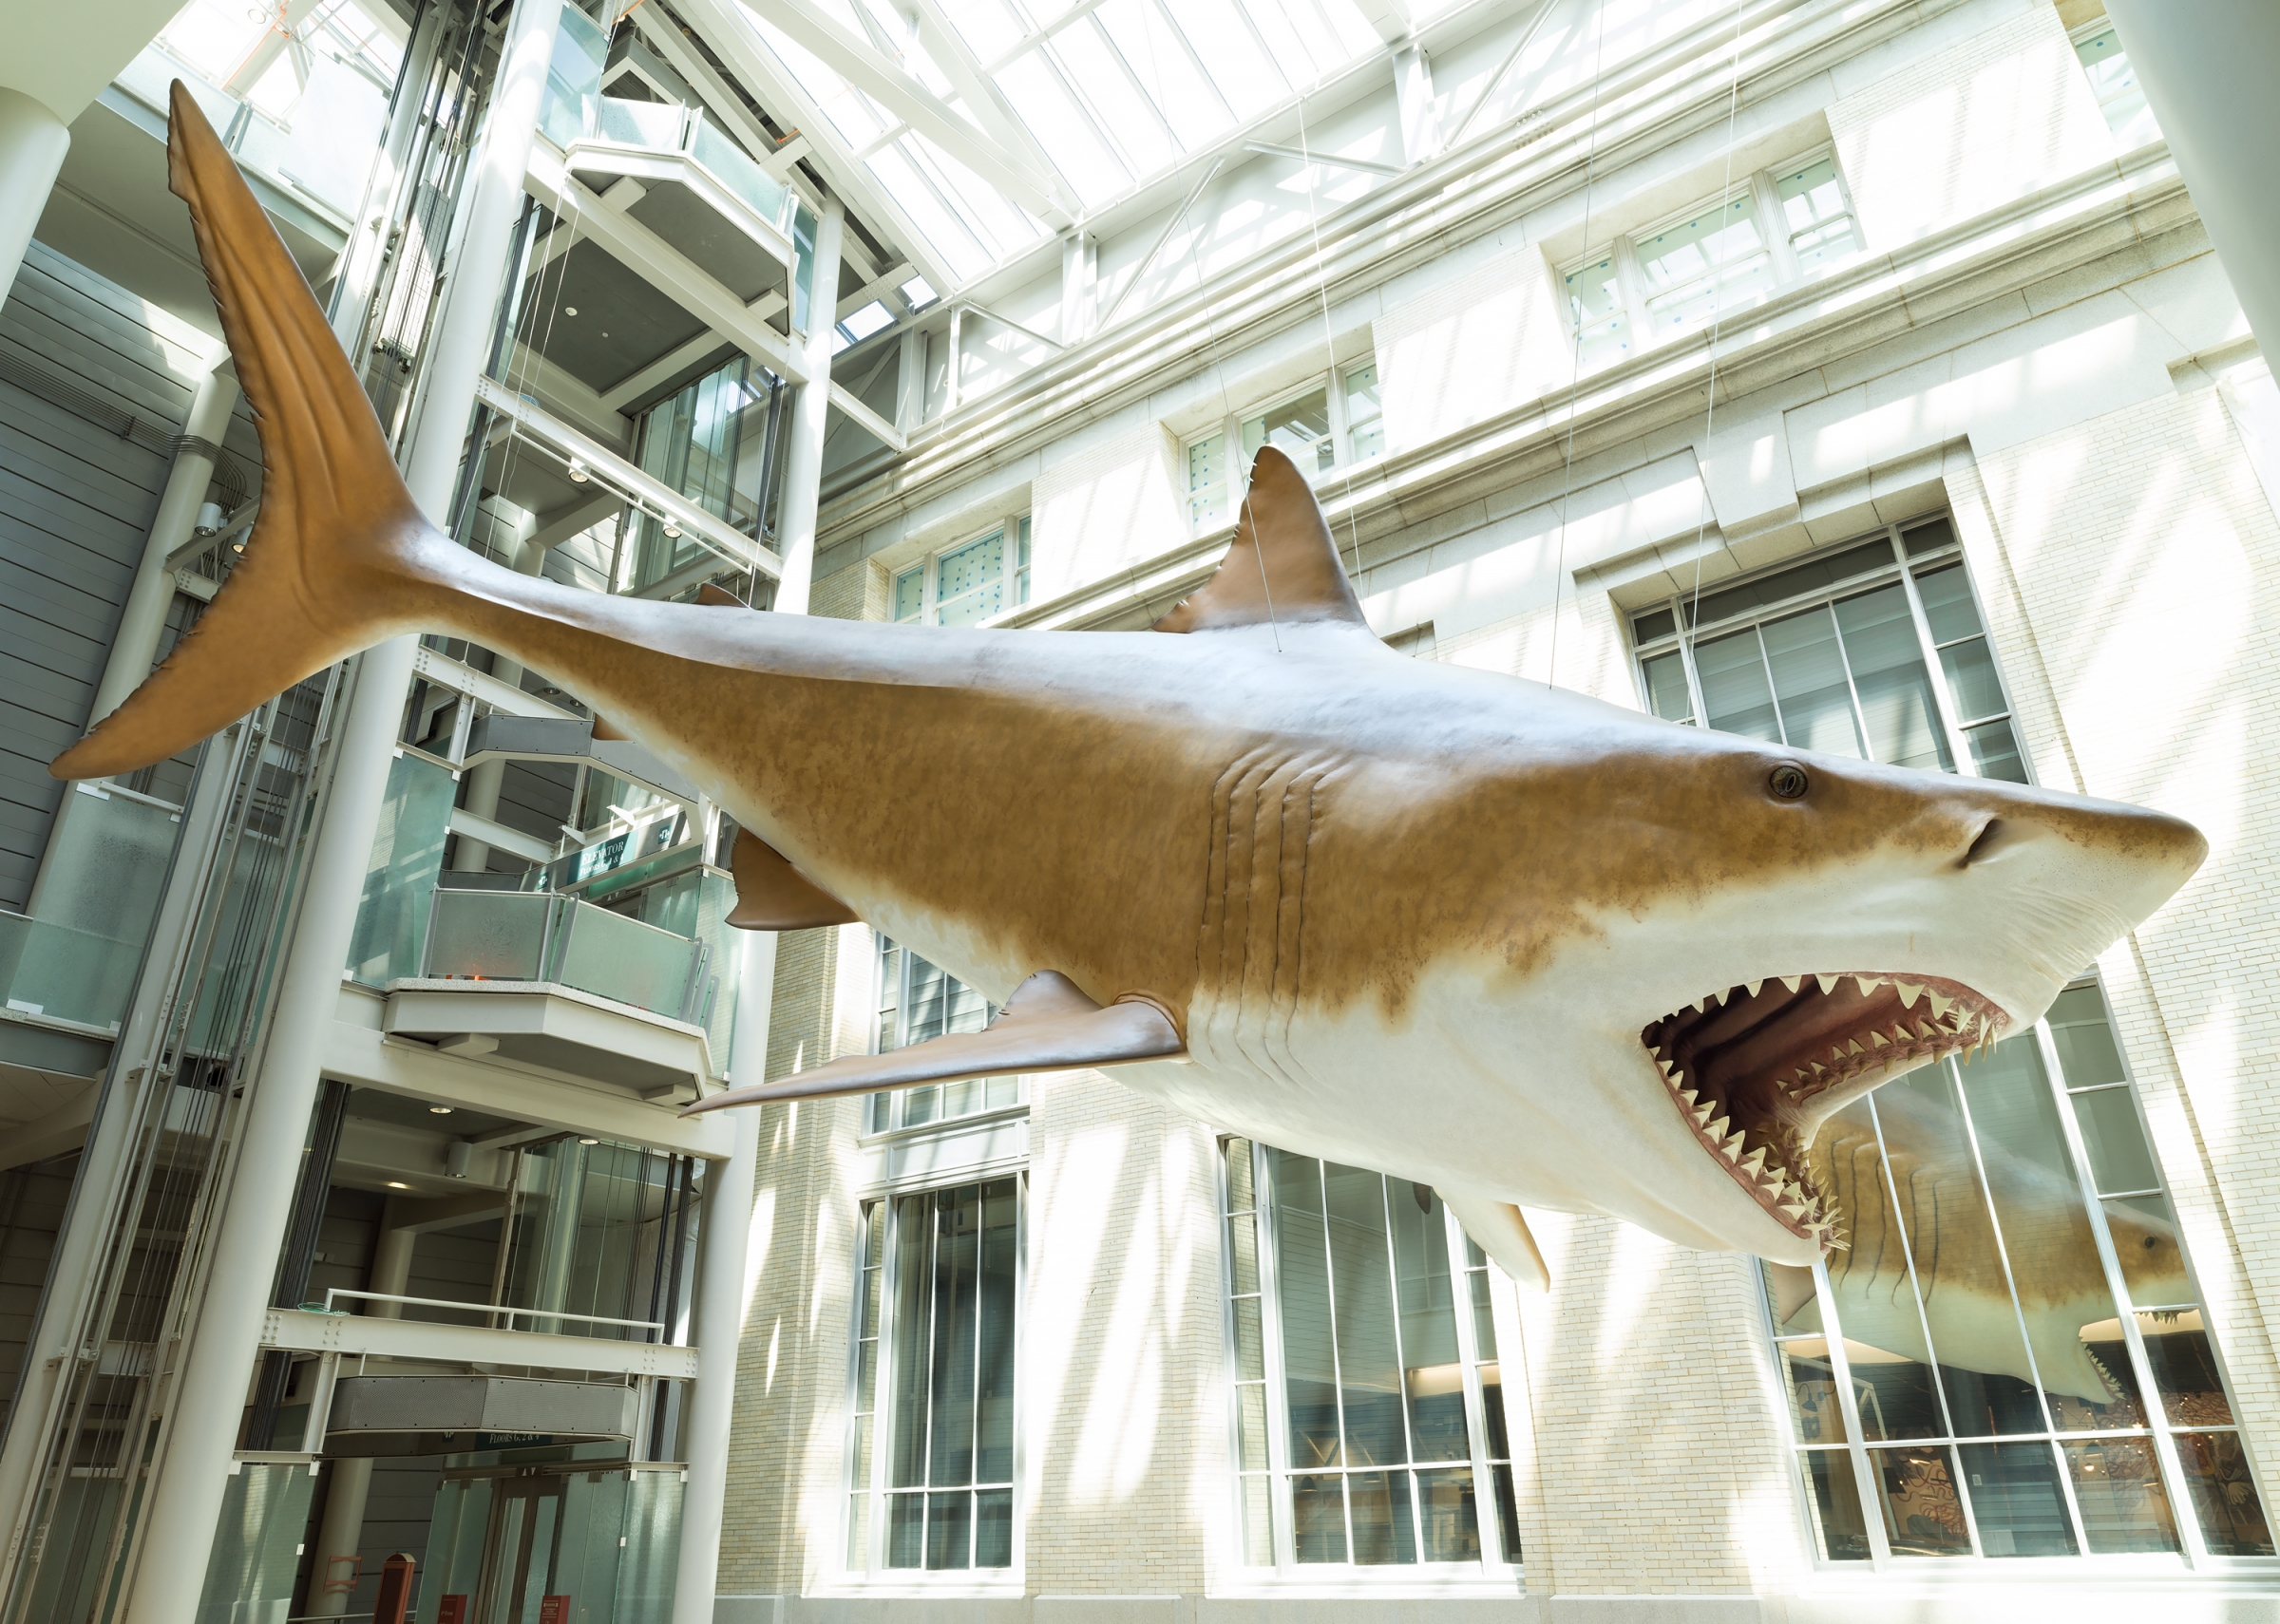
[1374,246,1571,457]
[1030,423,1189,607]
[1827,7,2116,253]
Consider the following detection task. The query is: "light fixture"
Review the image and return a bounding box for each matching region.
[568,457,589,482]
[563,305,579,316]
[662,518,681,538]
[578,1137,599,1145]
[429,1105,453,1115]
[386,1180,410,1189]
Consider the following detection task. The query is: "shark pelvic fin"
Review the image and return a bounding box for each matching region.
[51,84,442,782]
[726,827,860,931]
[1151,444,1373,636]
[592,584,754,739]
[681,971,1185,1115]
[1441,1192,1551,1293]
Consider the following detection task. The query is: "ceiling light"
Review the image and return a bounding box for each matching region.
[429,1105,453,1114]
[662,519,681,538]
[563,305,579,315]
[386,1180,410,1189]
[578,1137,599,1145]
[567,458,588,482]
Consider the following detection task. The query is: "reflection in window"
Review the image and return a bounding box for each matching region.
[868,937,1018,1134]
[846,1179,1020,1571]
[1631,519,2028,784]
[1243,387,1336,475]
[1765,982,2270,1563]
[890,523,1028,626]
[1776,158,1859,269]
[1565,254,1631,369]
[1635,191,1774,335]
[1221,1140,1518,1569]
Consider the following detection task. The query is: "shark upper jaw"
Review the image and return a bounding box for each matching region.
[1640,973,2006,1248]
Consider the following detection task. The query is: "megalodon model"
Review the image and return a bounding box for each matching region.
[57,86,2208,1289]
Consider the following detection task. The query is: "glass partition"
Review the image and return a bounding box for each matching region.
[539,0,607,148]
[426,890,556,981]
[345,751,455,987]
[191,1461,318,1624]
[552,902,703,1020]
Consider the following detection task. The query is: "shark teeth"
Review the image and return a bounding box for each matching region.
[1644,973,2008,1249]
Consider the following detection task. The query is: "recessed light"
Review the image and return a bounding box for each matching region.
[563,305,579,315]
[429,1105,453,1114]
[386,1180,410,1189]
[567,457,588,482]
[578,1138,599,1145]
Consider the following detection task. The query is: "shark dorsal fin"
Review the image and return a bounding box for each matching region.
[1152,444,1371,635]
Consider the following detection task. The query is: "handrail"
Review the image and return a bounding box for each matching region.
[321,1288,664,1334]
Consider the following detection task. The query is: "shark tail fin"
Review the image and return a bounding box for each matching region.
[51,83,445,782]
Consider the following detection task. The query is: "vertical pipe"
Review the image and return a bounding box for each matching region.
[0,88,68,309]
[769,197,844,614]
[26,361,242,914]
[117,2,566,1616]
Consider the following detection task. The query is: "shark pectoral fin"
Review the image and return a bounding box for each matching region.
[1440,1192,1551,1294]
[727,828,861,930]
[681,971,1185,1115]
[1151,445,1374,636]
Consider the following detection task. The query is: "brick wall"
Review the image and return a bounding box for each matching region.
[1827,6,2114,252]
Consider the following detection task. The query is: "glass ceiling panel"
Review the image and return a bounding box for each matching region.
[868,142,996,281]
[1050,20,1181,177]
[1158,0,1284,120]
[995,51,1130,206]
[905,132,1048,255]
[1096,0,1231,140]
[946,0,1027,65]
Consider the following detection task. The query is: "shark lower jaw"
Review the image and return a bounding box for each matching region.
[1642,973,2006,1248]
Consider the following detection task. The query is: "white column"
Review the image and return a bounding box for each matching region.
[118,1,564,1616]
[0,87,68,307]
[670,936,770,1624]
[669,193,839,1624]
[1058,231,1096,346]
[299,1220,416,1618]
[2102,1,2280,367]
[1393,46,1437,166]
[26,359,241,914]
[771,197,844,613]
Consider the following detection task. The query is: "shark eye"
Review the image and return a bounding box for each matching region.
[1768,764,1810,801]
[2144,1235,2161,1250]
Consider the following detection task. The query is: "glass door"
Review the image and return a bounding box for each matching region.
[477,1478,566,1624]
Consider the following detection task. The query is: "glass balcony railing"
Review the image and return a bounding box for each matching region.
[422,889,712,1026]
[539,3,792,238]
[0,785,185,1035]
[0,916,140,1034]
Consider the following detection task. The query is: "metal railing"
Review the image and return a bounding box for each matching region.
[320,1288,664,1337]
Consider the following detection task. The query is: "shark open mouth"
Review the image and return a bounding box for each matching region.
[1642,974,2005,1245]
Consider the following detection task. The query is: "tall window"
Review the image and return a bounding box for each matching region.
[1768,981,2270,1564]
[1187,359,1385,531]
[1564,148,1860,368]
[847,1179,1021,1572]
[1220,1140,1519,1572]
[1629,516,2026,784]
[867,936,1020,1134]
[892,520,1032,627]
[623,355,783,590]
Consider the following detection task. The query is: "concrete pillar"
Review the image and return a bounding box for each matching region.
[2102,1,2280,368]
[0,88,68,307]
[119,0,564,1615]
[1058,231,1096,346]
[771,196,844,613]
[670,937,770,1624]
[299,1220,416,1618]
[667,196,836,1624]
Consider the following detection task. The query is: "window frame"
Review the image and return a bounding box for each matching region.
[1766,973,2273,1571]
[864,934,1027,1139]
[1185,357,1386,534]
[891,514,1034,627]
[1216,1139,1522,1581]
[841,1175,1028,1581]
[1626,517,2025,785]
[1560,145,1861,367]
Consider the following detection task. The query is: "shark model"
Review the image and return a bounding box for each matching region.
[55,86,2208,1287]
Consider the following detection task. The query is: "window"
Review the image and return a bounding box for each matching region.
[846,1178,1021,1572]
[1630,516,2027,784]
[867,936,1019,1135]
[1767,981,2270,1564]
[623,356,782,590]
[1564,149,1860,366]
[1187,359,1386,531]
[891,519,1030,627]
[1220,1140,1520,1572]
[2075,28,2160,151]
